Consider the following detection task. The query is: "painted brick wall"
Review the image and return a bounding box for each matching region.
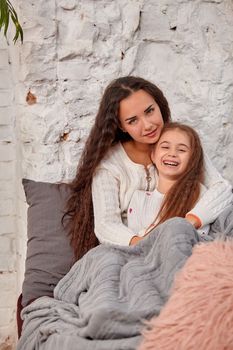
[0,0,233,348]
[0,35,17,349]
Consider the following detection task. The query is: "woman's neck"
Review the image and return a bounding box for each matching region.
[122,140,152,166]
[131,140,152,153]
[156,174,177,194]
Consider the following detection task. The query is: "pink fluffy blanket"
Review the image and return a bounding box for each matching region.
[139,240,233,350]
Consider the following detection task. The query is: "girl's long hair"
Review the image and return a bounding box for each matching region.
[65,76,171,260]
[154,122,204,226]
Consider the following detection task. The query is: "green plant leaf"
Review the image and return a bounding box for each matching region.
[4,8,9,36]
[0,0,23,43]
[0,1,8,28]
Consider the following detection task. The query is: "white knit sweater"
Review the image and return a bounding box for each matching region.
[92,142,233,245]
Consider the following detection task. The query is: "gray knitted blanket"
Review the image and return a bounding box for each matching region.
[17,208,233,350]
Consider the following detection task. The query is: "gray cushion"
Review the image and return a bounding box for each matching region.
[22,179,74,307]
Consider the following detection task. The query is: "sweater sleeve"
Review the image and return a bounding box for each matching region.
[187,152,233,226]
[92,168,136,245]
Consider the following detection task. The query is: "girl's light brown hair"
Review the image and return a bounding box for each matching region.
[65,76,171,261]
[153,122,204,226]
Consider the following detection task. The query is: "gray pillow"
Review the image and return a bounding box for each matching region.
[22,179,74,307]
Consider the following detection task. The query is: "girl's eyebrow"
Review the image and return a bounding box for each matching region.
[125,104,154,121]
[159,140,190,148]
[179,143,190,149]
[159,140,169,145]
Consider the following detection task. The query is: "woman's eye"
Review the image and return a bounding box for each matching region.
[146,107,154,115]
[128,118,137,125]
[161,146,169,149]
[179,149,186,152]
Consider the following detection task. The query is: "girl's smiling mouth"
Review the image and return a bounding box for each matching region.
[163,160,179,166]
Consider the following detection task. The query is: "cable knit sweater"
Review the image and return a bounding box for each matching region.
[92,142,233,245]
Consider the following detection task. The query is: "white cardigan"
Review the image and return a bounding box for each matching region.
[92,143,233,245]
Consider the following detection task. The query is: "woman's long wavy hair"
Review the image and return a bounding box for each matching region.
[65,76,171,260]
[153,122,204,226]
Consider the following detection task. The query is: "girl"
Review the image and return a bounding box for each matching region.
[127,122,211,241]
[66,76,233,258]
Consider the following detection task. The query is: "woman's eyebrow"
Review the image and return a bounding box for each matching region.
[124,104,154,121]
[144,104,154,113]
[125,115,137,122]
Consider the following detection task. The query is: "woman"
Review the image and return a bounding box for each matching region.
[66,76,233,259]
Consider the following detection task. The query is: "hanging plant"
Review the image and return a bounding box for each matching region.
[0,0,23,43]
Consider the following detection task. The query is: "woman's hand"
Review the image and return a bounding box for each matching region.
[185,213,201,229]
[129,236,144,245]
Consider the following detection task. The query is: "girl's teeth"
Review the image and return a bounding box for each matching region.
[163,161,178,166]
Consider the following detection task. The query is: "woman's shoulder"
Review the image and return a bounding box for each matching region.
[94,143,128,177]
[99,142,136,169]
[100,143,124,165]
[97,142,153,178]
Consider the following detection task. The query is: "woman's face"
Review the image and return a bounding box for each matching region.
[151,128,191,180]
[118,90,164,145]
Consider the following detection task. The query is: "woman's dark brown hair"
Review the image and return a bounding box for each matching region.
[153,122,204,226]
[66,76,171,260]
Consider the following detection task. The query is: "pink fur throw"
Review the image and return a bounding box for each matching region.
[139,240,233,350]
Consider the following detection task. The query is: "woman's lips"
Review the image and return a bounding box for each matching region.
[144,129,157,138]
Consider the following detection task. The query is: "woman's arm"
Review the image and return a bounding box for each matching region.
[92,168,136,245]
[186,152,233,227]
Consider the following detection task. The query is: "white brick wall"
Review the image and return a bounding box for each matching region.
[0,35,17,349]
[0,0,233,348]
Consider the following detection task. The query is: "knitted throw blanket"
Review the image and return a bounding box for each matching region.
[17,207,233,350]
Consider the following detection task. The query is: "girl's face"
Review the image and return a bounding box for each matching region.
[118,90,164,145]
[152,128,191,179]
